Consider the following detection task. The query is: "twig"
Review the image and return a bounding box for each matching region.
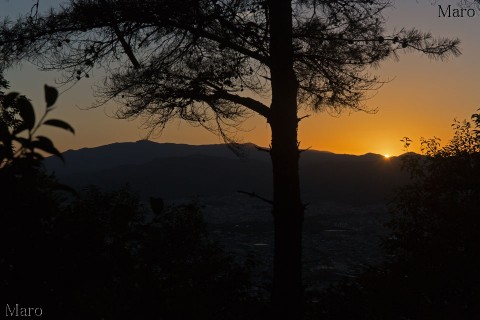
[297,114,311,122]
[255,145,270,153]
[237,190,273,205]
[299,146,312,154]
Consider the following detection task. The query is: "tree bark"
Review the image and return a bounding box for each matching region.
[268,0,304,318]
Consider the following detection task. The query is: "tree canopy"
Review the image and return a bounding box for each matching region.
[0,0,460,140]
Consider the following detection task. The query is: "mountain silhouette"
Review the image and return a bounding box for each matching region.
[44,141,408,204]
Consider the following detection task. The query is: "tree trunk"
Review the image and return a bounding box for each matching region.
[268,0,304,319]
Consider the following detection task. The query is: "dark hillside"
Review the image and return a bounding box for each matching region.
[45,141,408,205]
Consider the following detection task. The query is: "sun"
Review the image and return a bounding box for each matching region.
[384,154,391,159]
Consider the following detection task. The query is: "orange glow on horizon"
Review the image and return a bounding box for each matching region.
[2,1,478,157]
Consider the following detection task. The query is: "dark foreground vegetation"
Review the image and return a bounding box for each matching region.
[307,112,480,320]
[2,82,479,319]
[0,1,462,317]
[0,82,266,319]
[2,184,265,319]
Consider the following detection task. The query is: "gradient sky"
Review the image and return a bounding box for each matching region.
[1,0,479,156]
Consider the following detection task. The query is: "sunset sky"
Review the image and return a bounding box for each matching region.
[1,0,479,156]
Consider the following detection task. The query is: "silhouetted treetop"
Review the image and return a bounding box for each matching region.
[0,0,460,138]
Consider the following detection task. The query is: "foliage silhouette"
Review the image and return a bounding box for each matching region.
[0,1,461,317]
[2,183,265,319]
[61,187,263,319]
[380,111,480,319]
[305,111,480,320]
[1,80,76,315]
[1,81,263,319]
[1,82,74,169]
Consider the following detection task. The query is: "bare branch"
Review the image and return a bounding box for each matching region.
[297,115,310,122]
[237,190,273,205]
[299,146,311,154]
[211,90,270,119]
[255,145,271,153]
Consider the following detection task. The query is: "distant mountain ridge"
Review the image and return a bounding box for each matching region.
[44,141,409,204]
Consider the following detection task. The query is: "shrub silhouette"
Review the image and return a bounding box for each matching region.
[2,183,263,319]
[1,80,263,319]
[1,82,76,314]
[305,111,480,320]
[59,186,262,320]
[381,111,480,319]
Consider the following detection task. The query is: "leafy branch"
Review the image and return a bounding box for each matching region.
[0,85,74,169]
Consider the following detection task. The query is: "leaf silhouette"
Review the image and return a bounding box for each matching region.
[44,85,58,109]
[33,135,64,162]
[43,119,75,134]
[16,96,36,130]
